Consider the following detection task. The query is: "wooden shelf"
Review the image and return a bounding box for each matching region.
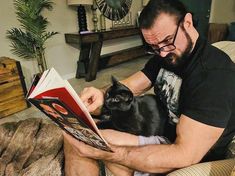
[65,27,146,81]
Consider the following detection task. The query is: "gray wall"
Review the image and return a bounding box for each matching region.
[0,0,143,87]
[210,0,235,23]
[1,0,234,88]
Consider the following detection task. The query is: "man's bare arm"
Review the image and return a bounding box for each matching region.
[106,115,224,173]
[120,71,152,96]
[65,114,224,173]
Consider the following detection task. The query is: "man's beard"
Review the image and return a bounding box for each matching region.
[164,27,193,68]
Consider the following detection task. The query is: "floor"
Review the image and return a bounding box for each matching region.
[0,56,149,125]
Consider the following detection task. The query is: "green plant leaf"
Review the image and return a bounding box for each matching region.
[6,28,37,59]
[7,0,58,72]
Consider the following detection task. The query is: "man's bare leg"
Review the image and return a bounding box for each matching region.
[64,137,99,176]
[64,138,134,176]
[64,130,139,176]
[105,162,134,176]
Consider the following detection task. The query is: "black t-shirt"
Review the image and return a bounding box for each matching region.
[141,38,235,161]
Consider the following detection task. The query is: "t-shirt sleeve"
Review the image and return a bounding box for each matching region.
[141,56,161,85]
[181,70,234,128]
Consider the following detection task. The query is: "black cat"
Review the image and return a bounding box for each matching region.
[97,76,166,137]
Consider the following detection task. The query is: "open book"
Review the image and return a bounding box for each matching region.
[27,68,111,152]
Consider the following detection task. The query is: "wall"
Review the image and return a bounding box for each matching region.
[142,0,235,24]
[0,0,143,88]
[210,0,235,23]
[1,0,234,88]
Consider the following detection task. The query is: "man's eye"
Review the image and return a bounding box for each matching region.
[164,38,172,44]
[150,45,159,50]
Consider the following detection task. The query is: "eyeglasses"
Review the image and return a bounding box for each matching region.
[145,17,184,55]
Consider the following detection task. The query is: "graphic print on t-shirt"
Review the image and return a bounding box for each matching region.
[154,68,182,124]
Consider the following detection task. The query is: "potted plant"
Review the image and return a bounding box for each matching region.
[6,0,58,73]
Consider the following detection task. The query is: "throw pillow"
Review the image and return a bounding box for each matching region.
[231,164,235,176]
[227,136,235,158]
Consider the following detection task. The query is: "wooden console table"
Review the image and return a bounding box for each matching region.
[65,27,146,81]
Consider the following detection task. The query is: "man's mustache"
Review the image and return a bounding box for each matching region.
[164,53,177,65]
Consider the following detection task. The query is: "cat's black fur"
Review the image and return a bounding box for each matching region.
[97,76,166,137]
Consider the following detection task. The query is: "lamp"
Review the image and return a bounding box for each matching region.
[67,0,93,32]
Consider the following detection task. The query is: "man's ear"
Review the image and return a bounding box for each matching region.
[183,13,193,29]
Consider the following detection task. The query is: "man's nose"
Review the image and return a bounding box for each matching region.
[159,50,169,58]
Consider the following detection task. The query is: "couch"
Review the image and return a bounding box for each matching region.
[0,118,64,176]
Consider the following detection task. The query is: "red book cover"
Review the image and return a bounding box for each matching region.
[27,68,111,152]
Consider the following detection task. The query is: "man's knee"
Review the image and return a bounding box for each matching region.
[63,137,100,176]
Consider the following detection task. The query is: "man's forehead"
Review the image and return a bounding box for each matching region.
[142,14,177,42]
[155,13,177,27]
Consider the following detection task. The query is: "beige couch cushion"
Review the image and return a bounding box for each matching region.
[212,41,235,62]
[0,118,64,176]
[231,164,235,176]
[167,159,235,176]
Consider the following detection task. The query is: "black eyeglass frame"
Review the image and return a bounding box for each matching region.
[145,17,184,55]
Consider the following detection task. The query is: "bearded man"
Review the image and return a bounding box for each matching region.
[63,0,235,175]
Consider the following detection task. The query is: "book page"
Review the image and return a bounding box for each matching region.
[28,68,112,151]
[63,80,106,142]
[28,69,50,97]
[29,68,64,98]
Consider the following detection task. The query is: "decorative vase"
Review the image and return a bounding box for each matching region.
[100,14,106,31]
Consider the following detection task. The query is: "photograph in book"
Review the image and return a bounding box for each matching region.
[27,68,112,152]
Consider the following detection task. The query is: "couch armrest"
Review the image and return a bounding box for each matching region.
[212,41,235,62]
[167,158,235,176]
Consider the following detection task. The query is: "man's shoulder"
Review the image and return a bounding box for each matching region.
[202,42,234,70]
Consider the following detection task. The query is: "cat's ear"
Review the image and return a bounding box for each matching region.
[111,76,121,86]
[127,91,134,102]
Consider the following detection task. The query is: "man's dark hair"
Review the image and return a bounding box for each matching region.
[139,0,188,29]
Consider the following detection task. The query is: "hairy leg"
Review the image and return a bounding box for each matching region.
[101,130,138,175]
[64,130,139,176]
[105,162,134,176]
[64,137,99,176]
[64,137,133,176]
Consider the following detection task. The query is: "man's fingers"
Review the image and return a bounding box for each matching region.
[63,131,103,158]
[79,87,104,112]
[79,87,93,102]
[79,88,95,109]
[86,99,102,112]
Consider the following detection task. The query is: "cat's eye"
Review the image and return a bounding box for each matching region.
[112,97,119,102]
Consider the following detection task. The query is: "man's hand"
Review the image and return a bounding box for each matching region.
[79,87,105,115]
[63,131,110,159]
[63,129,139,158]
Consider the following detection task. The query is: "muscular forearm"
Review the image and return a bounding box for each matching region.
[100,84,110,93]
[101,144,191,174]
[99,71,152,97]
[120,71,152,96]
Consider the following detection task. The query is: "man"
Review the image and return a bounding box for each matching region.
[63,0,235,175]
